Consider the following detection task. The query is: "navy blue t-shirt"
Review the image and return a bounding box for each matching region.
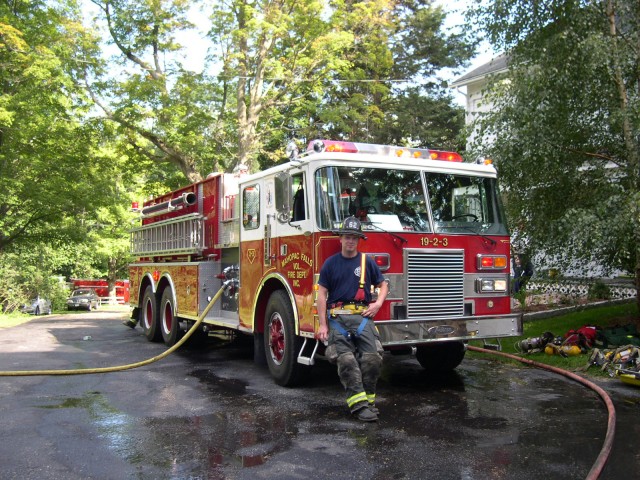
[318,253,385,305]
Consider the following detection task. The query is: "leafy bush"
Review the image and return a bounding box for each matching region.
[0,258,29,313]
[588,280,611,300]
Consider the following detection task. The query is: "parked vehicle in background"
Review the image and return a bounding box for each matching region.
[66,289,100,311]
[20,296,52,315]
[69,279,130,304]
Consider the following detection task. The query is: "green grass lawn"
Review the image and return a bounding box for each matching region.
[0,313,35,329]
[469,302,639,376]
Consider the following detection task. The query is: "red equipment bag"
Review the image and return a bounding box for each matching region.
[564,325,598,349]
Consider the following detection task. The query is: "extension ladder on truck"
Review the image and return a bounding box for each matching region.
[130,213,205,257]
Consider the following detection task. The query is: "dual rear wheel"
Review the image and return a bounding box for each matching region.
[160,288,181,346]
[140,285,161,342]
[139,285,193,346]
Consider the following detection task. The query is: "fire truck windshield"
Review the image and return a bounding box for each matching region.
[314,167,508,236]
[426,173,508,235]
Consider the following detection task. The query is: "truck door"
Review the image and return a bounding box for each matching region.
[271,171,316,334]
[238,179,264,329]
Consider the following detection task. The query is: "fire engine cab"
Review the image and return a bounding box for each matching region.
[129,139,522,386]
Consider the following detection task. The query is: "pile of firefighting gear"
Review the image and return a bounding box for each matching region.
[514,323,640,386]
[587,345,640,386]
[514,328,595,357]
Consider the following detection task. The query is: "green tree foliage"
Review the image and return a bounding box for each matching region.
[87,1,472,175]
[85,0,220,182]
[0,1,139,309]
[208,0,354,172]
[468,0,640,302]
[314,0,473,149]
[0,1,113,252]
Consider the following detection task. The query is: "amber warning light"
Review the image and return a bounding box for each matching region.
[477,255,507,270]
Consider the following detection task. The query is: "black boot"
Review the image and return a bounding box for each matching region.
[122,319,137,329]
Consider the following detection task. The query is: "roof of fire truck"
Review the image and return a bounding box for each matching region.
[240,139,497,184]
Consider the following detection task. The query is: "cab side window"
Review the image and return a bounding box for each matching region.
[291,174,306,222]
[242,184,260,230]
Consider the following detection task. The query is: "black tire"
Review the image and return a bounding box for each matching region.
[160,288,181,346]
[415,341,466,372]
[263,290,308,386]
[140,285,161,342]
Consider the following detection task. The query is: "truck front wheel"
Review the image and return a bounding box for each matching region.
[415,341,466,372]
[140,285,161,342]
[263,290,308,386]
[160,288,181,346]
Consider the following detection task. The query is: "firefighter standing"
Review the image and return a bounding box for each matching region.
[512,253,534,294]
[317,216,389,422]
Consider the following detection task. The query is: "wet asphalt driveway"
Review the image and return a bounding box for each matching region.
[0,309,638,480]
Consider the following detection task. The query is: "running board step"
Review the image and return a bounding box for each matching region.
[482,338,502,351]
[297,338,319,366]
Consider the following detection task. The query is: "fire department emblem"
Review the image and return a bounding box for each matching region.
[354,266,361,278]
[247,248,257,264]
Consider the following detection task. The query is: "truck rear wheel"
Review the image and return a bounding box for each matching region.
[415,341,466,372]
[264,290,308,386]
[140,285,161,342]
[160,288,181,346]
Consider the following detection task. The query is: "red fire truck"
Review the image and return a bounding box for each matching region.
[71,279,130,304]
[129,140,522,386]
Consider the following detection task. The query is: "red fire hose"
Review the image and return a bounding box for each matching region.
[467,345,615,480]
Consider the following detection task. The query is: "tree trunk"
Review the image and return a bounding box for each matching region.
[607,0,640,323]
[107,257,118,305]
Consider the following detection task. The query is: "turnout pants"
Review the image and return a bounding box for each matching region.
[327,314,383,413]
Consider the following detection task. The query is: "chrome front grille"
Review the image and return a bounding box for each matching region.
[406,249,464,318]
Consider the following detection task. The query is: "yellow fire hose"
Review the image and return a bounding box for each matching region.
[0,286,224,377]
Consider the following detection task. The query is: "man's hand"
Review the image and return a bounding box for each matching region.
[317,323,329,342]
[362,279,389,318]
[362,302,381,318]
[316,284,329,342]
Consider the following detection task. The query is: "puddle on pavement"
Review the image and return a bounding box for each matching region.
[190,368,248,396]
[38,391,139,460]
[31,360,614,478]
[37,385,294,476]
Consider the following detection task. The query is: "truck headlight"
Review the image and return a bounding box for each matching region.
[476,278,508,293]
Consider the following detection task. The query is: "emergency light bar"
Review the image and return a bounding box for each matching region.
[308,139,463,162]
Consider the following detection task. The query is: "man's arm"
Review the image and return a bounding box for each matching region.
[363,279,389,318]
[316,284,329,342]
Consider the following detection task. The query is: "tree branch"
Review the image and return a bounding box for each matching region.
[93,0,165,81]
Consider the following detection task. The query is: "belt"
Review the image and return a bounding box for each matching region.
[329,303,367,316]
